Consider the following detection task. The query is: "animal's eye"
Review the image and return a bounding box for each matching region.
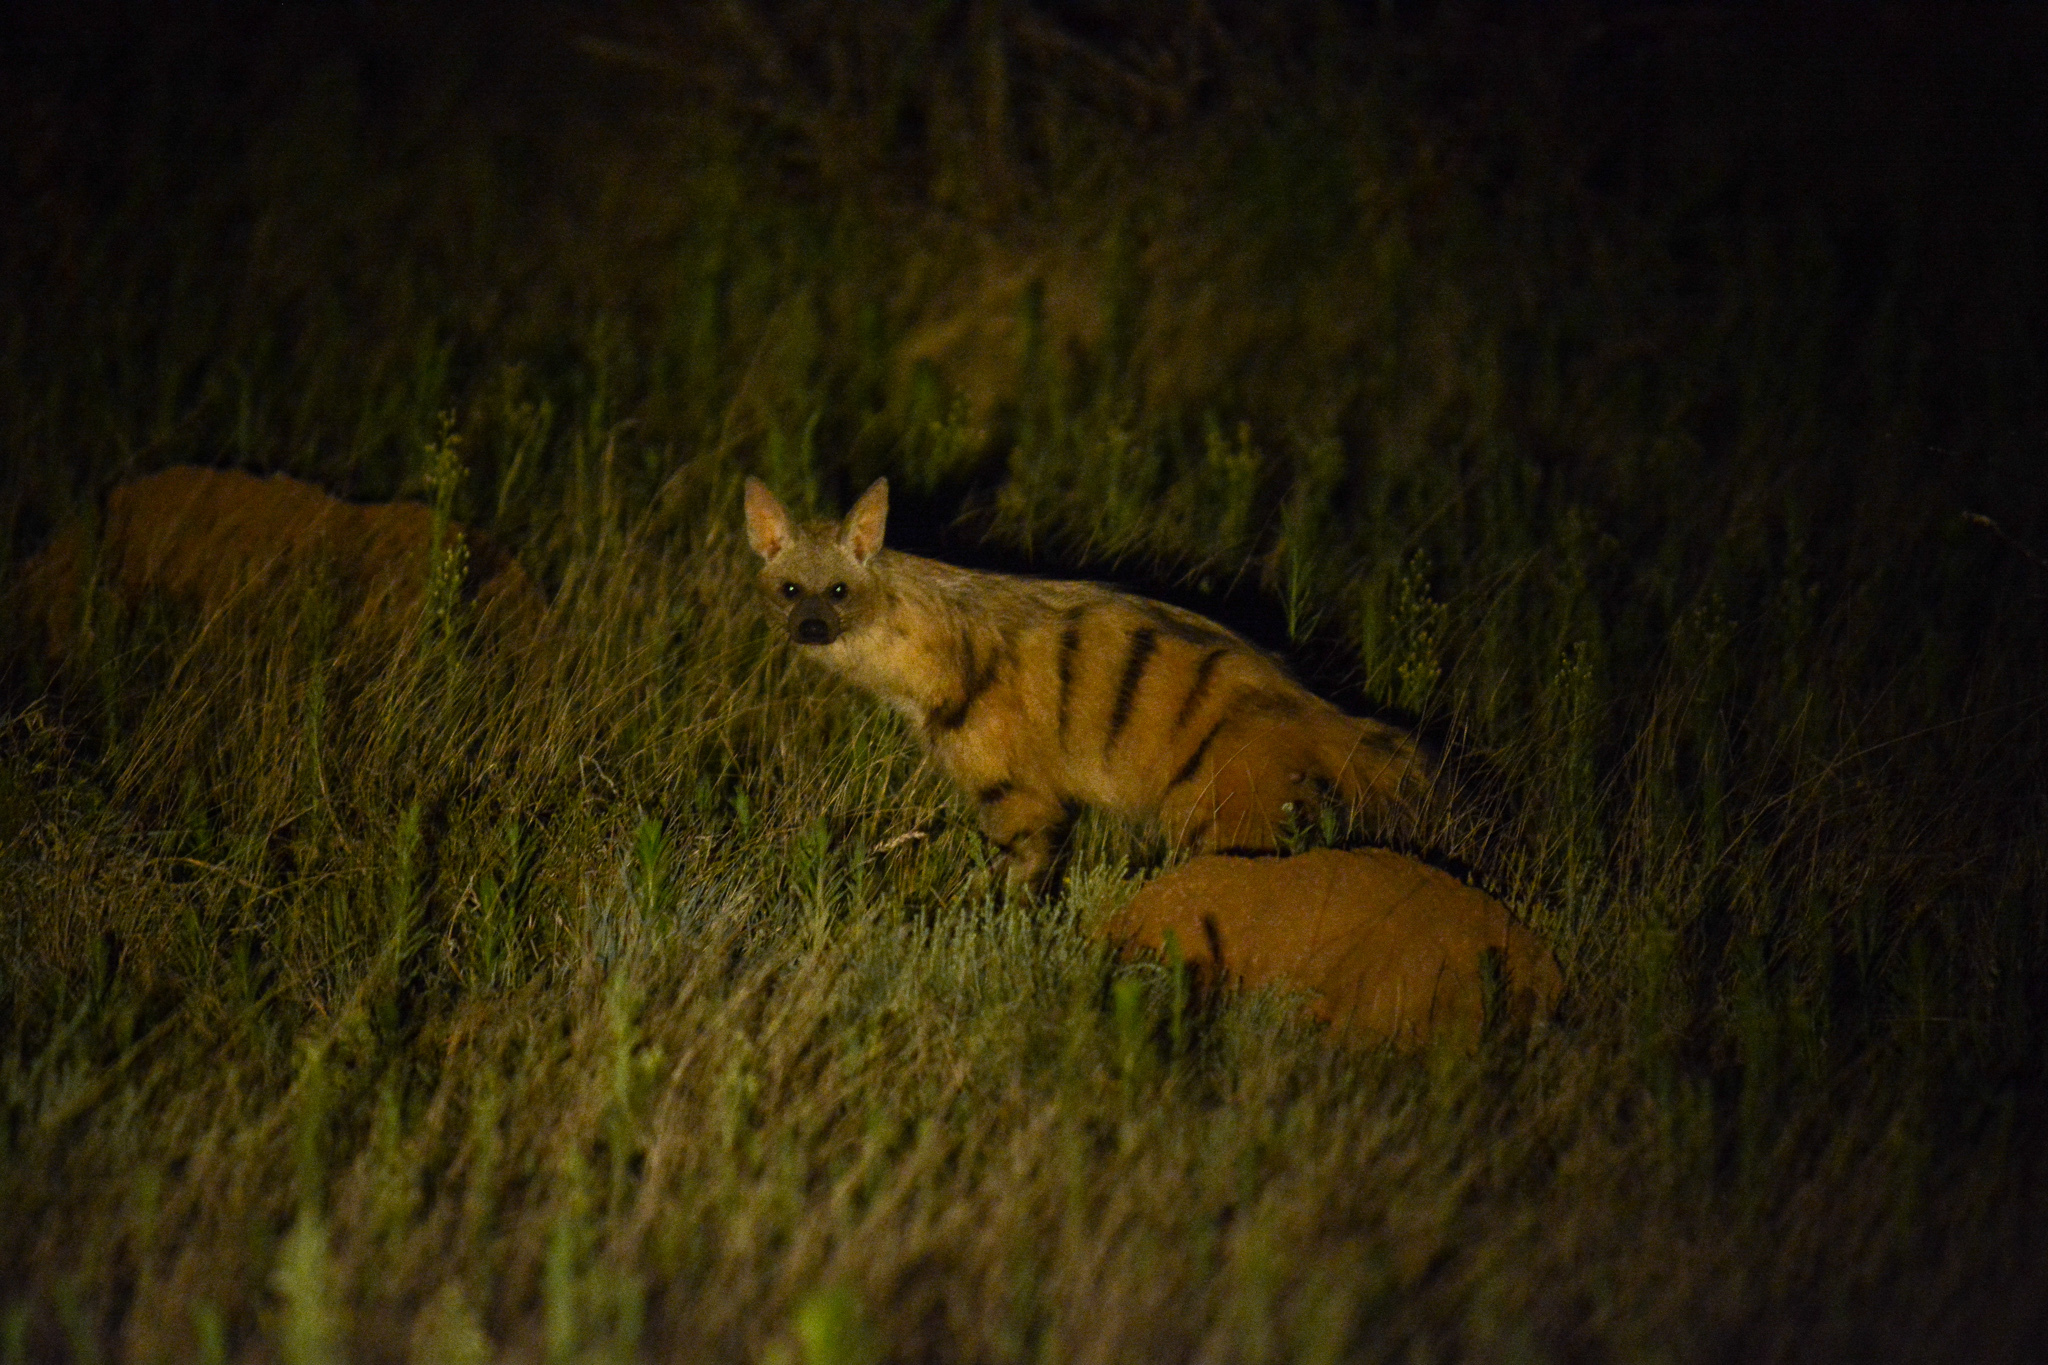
[781,582,800,599]
[829,582,848,601]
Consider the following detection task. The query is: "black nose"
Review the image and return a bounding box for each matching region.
[794,616,833,645]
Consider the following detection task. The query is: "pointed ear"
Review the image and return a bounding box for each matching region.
[840,477,889,565]
[743,478,796,560]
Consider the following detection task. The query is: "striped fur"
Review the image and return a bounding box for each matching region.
[744,476,1430,893]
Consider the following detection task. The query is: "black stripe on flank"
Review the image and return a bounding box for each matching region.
[977,781,1013,806]
[1104,627,1158,755]
[928,629,1002,733]
[1056,607,1086,740]
[1173,648,1228,733]
[1139,600,1235,649]
[1167,716,1228,791]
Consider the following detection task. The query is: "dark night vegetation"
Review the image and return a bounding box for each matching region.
[2,3,2045,1360]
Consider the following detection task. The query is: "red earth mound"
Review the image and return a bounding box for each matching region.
[20,465,542,651]
[1101,848,1563,1049]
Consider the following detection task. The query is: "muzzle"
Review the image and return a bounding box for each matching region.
[788,594,843,646]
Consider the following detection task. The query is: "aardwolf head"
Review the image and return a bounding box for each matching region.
[743,476,889,649]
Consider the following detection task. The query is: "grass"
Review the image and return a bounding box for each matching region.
[3,2,2046,1360]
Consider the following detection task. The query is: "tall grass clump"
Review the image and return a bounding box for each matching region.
[3,3,2045,1360]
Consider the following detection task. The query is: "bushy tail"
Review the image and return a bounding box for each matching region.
[1313,709,1432,832]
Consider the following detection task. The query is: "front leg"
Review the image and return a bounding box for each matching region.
[974,781,1075,898]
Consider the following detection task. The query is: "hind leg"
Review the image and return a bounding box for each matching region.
[1158,727,1313,855]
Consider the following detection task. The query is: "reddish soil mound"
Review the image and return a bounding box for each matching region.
[1101,848,1563,1049]
[21,465,543,651]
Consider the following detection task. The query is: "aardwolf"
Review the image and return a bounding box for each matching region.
[744,477,1428,892]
